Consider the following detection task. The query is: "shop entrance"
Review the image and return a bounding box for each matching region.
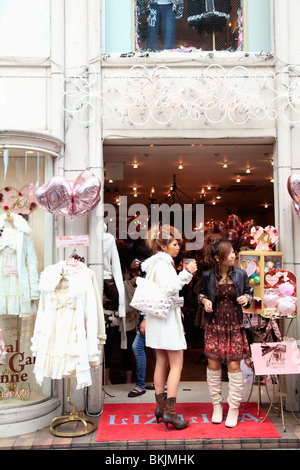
[103,137,275,383]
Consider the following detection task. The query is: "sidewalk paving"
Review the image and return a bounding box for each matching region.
[1,382,300,451]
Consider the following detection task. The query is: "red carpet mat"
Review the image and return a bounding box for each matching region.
[95,402,281,441]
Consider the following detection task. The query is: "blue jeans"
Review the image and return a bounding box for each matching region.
[132,331,147,390]
[147,4,176,50]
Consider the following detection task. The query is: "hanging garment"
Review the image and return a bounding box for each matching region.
[31,260,105,389]
[0,213,39,317]
[0,328,6,365]
[187,0,232,33]
[102,224,127,349]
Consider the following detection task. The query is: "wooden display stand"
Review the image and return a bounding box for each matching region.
[239,250,283,314]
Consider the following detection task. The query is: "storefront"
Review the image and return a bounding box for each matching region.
[0,0,299,438]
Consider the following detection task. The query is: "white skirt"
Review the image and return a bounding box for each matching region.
[145,306,187,350]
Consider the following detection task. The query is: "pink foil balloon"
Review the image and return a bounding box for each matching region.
[293,201,300,217]
[287,174,300,206]
[72,170,101,218]
[34,170,101,219]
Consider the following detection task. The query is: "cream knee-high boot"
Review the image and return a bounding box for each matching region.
[207,368,223,424]
[225,371,244,428]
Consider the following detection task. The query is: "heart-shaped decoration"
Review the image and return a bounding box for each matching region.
[245,260,257,277]
[33,170,101,220]
[292,201,300,217]
[250,225,278,250]
[265,274,279,287]
[287,174,300,206]
[0,185,37,214]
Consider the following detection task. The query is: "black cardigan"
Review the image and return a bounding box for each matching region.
[198,267,252,324]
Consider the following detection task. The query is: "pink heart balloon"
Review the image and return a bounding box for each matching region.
[72,170,101,218]
[287,174,300,206]
[34,175,72,217]
[34,171,101,219]
[293,201,300,217]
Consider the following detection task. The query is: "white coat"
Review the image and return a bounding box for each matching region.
[31,260,105,389]
[141,252,192,350]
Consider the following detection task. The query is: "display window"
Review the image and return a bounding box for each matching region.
[0,150,53,408]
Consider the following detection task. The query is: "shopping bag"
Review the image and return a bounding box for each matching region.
[130,277,172,319]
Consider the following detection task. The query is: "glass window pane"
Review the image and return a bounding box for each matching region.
[0,151,52,407]
[136,0,243,52]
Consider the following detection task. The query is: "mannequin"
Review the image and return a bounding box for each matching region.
[138,0,184,50]
[0,212,39,317]
[187,0,232,34]
[102,224,126,385]
[31,258,105,389]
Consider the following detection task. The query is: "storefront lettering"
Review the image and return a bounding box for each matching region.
[108,413,210,425]
[107,412,260,425]
[0,340,35,384]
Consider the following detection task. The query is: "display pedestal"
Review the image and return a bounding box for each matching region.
[50,378,97,437]
[259,375,300,432]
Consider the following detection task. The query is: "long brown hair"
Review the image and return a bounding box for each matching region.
[203,234,233,283]
[147,224,182,254]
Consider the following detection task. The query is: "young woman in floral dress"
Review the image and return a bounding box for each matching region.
[198,236,251,428]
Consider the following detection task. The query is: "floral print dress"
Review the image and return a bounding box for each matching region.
[204,283,250,363]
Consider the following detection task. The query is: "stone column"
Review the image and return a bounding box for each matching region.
[273,0,300,411]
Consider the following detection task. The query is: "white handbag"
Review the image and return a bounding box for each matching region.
[130,277,172,319]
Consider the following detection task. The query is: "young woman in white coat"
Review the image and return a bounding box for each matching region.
[142,225,197,431]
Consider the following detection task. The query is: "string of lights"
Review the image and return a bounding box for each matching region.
[61,58,300,127]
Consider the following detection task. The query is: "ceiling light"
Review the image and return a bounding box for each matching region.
[236,176,241,183]
[132,163,139,169]
[178,163,183,169]
[264,203,269,208]
[134,193,138,197]
[223,162,228,168]
[133,186,137,191]
[207,186,212,190]
[108,179,113,183]
[212,201,216,205]
[216,196,221,199]
[270,178,274,183]
[246,168,251,174]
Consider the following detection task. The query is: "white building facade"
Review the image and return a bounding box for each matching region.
[0,0,299,436]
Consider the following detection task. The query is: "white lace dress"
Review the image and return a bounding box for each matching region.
[31,261,101,389]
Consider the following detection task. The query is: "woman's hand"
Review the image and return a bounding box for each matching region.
[237,295,249,307]
[140,317,146,336]
[202,298,213,313]
[186,260,197,274]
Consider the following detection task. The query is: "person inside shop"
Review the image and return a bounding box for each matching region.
[116,240,138,385]
[142,224,197,431]
[128,239,155,397]
[198,235,252,428]
[139,0,184,51]
[102,225,126,386]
